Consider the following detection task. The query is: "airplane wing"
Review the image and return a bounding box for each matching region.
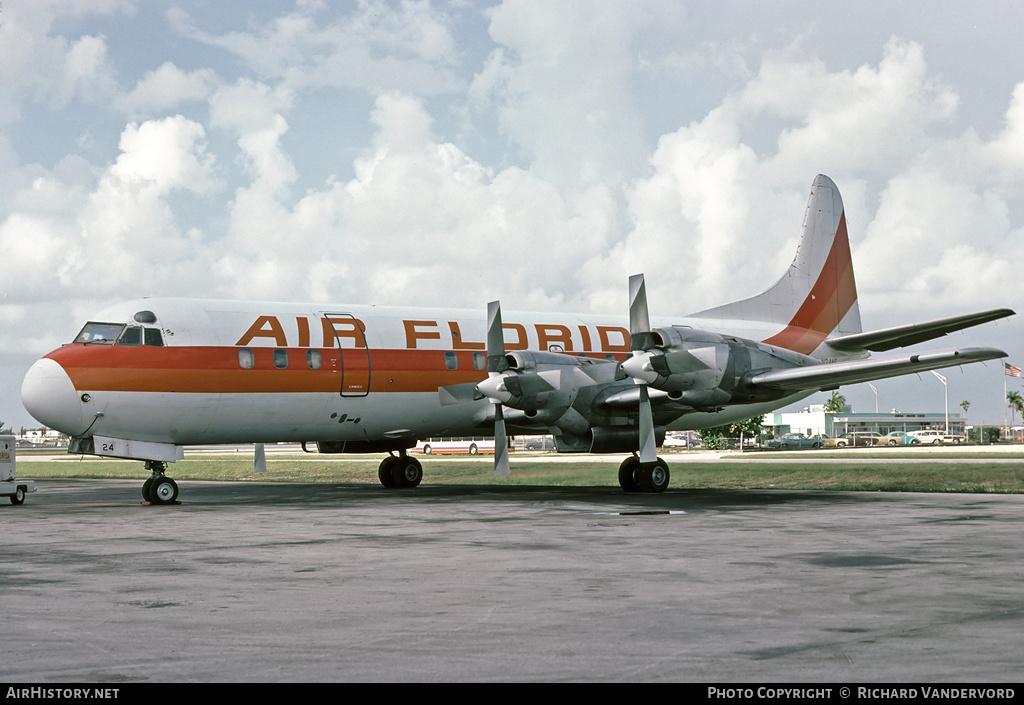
[826,309,1015,353]
[745,346,1008,393]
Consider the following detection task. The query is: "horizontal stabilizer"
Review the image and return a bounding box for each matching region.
[827,309,1015,353]
[746,346,1007,392]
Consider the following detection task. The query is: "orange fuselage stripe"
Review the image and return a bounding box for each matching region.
[48,345,629,394]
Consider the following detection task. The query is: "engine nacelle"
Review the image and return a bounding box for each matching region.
[554,426,668,454]
[477,351,618,432]
[624,326,816,408]
[623,327,730,393]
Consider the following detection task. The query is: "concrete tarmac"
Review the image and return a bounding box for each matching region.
[1,478,1022,683]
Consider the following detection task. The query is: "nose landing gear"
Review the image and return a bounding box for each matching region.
[142,460,179,505]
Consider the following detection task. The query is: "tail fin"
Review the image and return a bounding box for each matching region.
[689,174,862,355]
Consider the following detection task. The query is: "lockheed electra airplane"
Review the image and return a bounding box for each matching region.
[21,175,1014,503]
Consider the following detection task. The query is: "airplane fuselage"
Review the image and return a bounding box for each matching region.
[23,297,821,452]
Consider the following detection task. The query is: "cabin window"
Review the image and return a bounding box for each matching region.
[473,352,486,371]
[274,349,289,369]
[307,349,322,370]
[238,348,255,369]
[444,351,458,370]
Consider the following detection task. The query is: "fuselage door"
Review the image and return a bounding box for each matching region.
[323,313,370,397]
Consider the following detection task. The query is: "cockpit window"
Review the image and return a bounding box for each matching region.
[118,326,143,346]
[74,322,125,344]
[74,322,164,346]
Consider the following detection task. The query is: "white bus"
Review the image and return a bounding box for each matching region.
[412,437,508,455]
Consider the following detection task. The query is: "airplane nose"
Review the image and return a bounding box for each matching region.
[21,358,89,436]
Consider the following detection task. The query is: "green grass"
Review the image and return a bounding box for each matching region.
[16,453,1024,493]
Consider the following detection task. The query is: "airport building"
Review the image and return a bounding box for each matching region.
[765,404,966,438]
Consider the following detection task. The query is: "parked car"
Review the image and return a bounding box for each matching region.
[662,432,699,449]
[909,429,965,445]
[886,431,922,446]
[519,435,555,450]
[843,431,886,446]
[812,434,844,448]
[767,432,825,450]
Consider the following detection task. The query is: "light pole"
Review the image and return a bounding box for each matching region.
[931,370,948,433]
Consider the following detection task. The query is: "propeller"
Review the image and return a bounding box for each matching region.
[478,300,511,477]
[624,274,658,465]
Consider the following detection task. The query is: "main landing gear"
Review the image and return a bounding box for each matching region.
[377,451,423,489]
[141,460,179,505]
[618,455,671,493]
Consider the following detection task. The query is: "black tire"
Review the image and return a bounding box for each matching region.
[142,478,154,502]
[378,457,399,488]
[618,457,642,493]
[638,458,670,493]
[390,457,423,488]
[468,444,478,455]
[150,477,178,505]
[422,445,432,455]
[11,487,26,505]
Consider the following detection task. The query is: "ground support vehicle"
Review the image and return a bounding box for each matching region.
[1,436,35,505]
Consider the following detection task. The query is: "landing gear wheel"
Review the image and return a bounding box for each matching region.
[378,456,400,488]
[142,478,154,502]
[637,458,670,493]
[391,456,423,488]
[150,477,179,505]
[11,487,26,505]
[618,456,643,493]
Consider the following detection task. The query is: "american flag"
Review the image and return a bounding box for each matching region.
[1006,363,1022,378]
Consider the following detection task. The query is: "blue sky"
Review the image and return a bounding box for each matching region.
[2,0,1023,430]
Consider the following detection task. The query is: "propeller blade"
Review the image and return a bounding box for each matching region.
[487,300,511,477]
[637,385,657,463]
[494,406,510,477]
[628,273,658,464]
[629,273,655,351]
[486,300,508,374]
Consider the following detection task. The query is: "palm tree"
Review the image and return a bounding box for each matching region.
[824,391,846,414]
[960,400,970,417]
[1007,391,1024,427]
